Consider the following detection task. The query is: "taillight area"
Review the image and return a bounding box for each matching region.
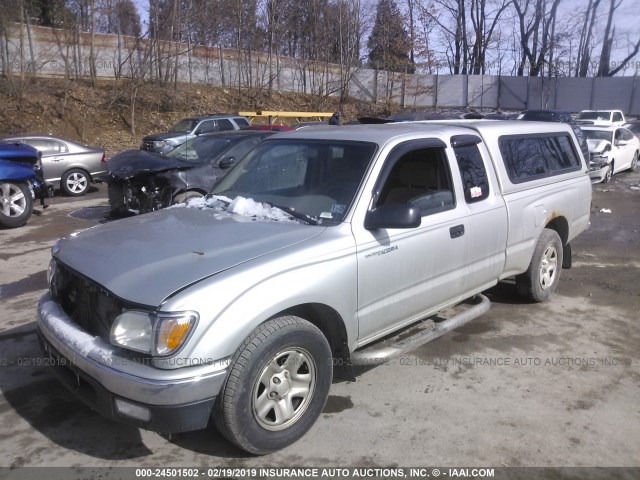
[101,152,107,163]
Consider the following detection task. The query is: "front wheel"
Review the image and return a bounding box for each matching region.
[0,182,33,228]
[628,151,638,172]
[516,229,563,302]
[61,168,90,196]
[603,162,613,183]
[213,316,332,454]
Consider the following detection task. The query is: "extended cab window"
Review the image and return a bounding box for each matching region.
[451,137,489,203]
[499,134,581,183]
[377,147,455,216]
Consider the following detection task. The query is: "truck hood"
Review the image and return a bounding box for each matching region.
[54,205,324,306]
[108,149,193,179]
[586,139,610,154]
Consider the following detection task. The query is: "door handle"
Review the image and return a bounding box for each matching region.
[449,224,465,239]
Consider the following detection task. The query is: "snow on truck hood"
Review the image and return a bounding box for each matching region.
[54,197,325,307]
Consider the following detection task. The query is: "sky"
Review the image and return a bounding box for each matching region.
[132,0,640,76]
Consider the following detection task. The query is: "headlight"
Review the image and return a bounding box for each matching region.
[153,140,168,148]
[110,310,198,356]
[111,311,154,353]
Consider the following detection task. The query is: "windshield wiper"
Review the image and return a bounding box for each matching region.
[268,203,319,225]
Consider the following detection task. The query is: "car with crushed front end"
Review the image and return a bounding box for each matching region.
[0,142,52,228]
[0,134,106,196]
[582,125,639,182]
[38,121,591,454]
[106,130,276,215]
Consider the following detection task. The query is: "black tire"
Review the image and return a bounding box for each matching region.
[107,182,127,215]
[61,168,90,196]
[213,316,332,454]
[603,162,613,183]
[0,182,33,228]
[628,151,638,172]
[516,229,563,302]
[172,190,203,205]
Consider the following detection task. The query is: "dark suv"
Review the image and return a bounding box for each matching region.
[141,114,250,154]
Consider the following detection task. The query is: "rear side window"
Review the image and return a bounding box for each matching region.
[234,118,250,128]
[498,134,581,183]
[217,119,235,131]
[452,142,489,203]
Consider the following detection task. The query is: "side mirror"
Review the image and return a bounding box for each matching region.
[218,156,236,169]
[364,204,421,230]
[615,140,628,147]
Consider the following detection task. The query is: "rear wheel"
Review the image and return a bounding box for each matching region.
[0,182,33,228]
[61,168,90,196]
[213,316,332,454]
[516,229,563,302]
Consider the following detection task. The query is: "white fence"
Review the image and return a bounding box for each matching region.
[3,24,640,115]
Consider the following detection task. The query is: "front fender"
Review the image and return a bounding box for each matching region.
[157,231,358,367]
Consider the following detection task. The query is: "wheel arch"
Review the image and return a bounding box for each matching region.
[544,216,571,268]
[277,303,353,380]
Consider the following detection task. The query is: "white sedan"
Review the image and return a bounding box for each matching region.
[582,126,639,183]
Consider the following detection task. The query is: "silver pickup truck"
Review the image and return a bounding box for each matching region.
[38,121,591,454]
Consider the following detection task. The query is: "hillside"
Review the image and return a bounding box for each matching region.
[0,77,394,156]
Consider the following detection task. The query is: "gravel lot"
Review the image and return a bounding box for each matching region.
[0,172,638,472]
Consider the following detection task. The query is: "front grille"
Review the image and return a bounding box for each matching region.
[54,262,126,339]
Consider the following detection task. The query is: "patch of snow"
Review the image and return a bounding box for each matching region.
[228,196,298,223]
[40,298,113,365]
[181,194,300,223]
[600,208,612,213]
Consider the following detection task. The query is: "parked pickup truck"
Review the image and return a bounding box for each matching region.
[38,121,591,454]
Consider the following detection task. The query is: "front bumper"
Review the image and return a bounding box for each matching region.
[589,164,610,183]
[37,294,229,433]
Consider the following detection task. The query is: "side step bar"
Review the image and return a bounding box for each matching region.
[351,294,491,365]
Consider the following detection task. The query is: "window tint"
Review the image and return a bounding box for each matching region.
[613,112,623,122]
[499,134,581,183]
[217,119,235,131]
[234,118,250,127]
[453,143,489,203]
[378,147,455,216]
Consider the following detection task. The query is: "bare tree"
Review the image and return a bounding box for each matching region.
[512,0,561,76]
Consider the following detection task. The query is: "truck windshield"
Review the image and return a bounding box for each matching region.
[577,111,610,121]
[212,139,377,224]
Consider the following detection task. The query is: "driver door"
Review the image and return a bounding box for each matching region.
[352,140,470,343]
